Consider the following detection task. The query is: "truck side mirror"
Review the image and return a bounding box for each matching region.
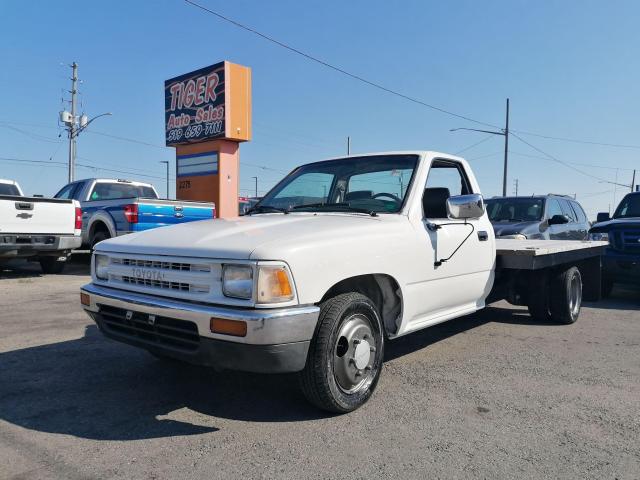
[548,214,569,225]
[596,212,610,223]
[447,194,485,219]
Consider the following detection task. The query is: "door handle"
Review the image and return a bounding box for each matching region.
[478,231,488,241]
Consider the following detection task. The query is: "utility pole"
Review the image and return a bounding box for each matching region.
[61,62,111,183]
[252,176,258,198]
[502,98,510,197]
[68,62,78,183]
[160,160,170,199]
[513,178,519,196]
[347,136,351,155]
[450,98,510,196]
[631,169,636,192]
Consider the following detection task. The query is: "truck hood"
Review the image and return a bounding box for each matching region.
[95,213,400,260]
[590,217,640,231]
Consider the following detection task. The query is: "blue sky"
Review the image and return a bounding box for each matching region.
[2,0,639,218]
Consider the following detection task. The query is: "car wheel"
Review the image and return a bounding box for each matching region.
[91,231,109,250]
[549,267,582,324]
[39,256,68,274]
[299,292,384,413]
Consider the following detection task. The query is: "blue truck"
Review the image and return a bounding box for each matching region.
[54,178,215,248]
[589,191,640,295]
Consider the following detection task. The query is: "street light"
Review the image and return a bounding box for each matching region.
[450,98,510,197]
[160,160,170,199]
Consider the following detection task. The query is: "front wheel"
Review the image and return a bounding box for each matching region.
[299,292,385,413]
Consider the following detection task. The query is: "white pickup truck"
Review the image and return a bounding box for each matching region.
[80,152,606,412]
[1,179,82,273]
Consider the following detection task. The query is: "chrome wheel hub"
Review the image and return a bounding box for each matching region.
[333,313,377,393]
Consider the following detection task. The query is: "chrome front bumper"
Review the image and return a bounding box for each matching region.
[80,283,320,345]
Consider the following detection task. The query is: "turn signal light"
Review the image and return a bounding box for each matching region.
[80,292,90,306]
[210,318,247,337]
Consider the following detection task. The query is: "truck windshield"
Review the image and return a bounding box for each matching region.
[0,184,21,196]
[613,194,640,219]
[486,198,544,222]
[254,154,419,214]
[89,183,158,201]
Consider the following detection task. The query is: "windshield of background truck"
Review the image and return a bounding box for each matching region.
[613,194,640,218]
[89,183,157,201]
[256,154,419,213]
[0,184,21,196]
[486,198,544,222]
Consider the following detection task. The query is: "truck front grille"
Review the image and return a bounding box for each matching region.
[97,304,199,352]
[613,229,640,253]
[112,257,211,272]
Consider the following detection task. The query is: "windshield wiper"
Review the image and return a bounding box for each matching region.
[291,202,378,217]
[246,205,289,215]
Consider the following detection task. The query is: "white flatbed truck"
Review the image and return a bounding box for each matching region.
[80,151,607,412]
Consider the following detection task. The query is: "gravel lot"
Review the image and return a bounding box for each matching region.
[1,256,638,479]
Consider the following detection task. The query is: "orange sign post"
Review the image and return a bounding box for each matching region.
[165,61,251,218]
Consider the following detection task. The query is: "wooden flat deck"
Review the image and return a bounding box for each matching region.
[495,239,608,269]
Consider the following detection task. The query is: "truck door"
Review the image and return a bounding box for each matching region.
[415,160,495,322]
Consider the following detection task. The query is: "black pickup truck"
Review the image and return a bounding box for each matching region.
[589,192,640,295]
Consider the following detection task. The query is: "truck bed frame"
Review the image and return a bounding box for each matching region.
[488,239,608,308]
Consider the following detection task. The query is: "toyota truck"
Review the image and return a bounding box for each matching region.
[1,178,82,273]
[79,152,606,412]
[54,178,215,248]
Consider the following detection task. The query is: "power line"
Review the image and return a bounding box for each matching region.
[509,150,635,172]
[509,132,612,184]
[512,129,640,150]
[183,0,498,129]
[454,134,495,155]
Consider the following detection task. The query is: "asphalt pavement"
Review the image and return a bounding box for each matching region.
[1,256,638,479]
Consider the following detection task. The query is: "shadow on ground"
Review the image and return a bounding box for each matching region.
[0,253,90,278]
[0,303,554,441]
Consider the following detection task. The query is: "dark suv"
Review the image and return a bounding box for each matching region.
[589,192,640,294]
[485,195,590,240]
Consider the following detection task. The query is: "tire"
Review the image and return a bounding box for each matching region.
[527,271,551,322]
[299,292,385,413]
[91,231,109,250]
[549,267,582,324]
[601,278,614,298]
[39,256,67,274]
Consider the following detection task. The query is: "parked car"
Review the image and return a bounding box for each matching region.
[589,192,640,295]
[485,195,590,240]
[54,178,215,248]
[80,152,606,413]
[0,179,81,273]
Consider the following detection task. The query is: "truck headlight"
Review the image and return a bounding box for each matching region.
[222,264,253,299]
[257,265,294,303]
[589,232,609,242]
[95,254,109,280]
[499,234,527,240]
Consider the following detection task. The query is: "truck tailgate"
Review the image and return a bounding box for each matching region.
[136,199,214,231]
[0,196,77,235]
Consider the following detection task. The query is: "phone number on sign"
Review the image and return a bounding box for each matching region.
[166,121,223,142]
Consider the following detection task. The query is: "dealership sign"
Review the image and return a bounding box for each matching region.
[165,62,226,146]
